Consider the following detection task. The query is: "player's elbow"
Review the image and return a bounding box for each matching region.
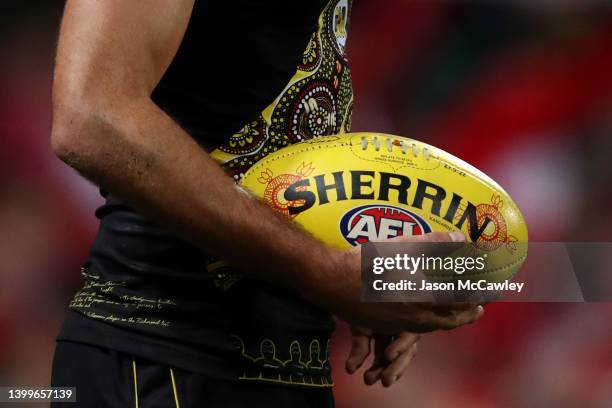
[51,104,83,164]
[51,93,109,169]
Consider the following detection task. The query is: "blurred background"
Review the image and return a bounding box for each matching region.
[0,1,611,407]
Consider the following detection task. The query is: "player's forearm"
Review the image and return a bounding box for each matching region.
[51,96,340,295]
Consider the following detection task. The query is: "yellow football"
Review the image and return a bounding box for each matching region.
[239,132,528,282]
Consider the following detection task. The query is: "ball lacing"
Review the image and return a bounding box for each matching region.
[360,136,430,160]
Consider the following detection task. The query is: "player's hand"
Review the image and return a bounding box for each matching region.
[309,231,484,334]
[346,326,420,387]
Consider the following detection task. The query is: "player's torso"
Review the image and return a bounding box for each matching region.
[67,0,354,388]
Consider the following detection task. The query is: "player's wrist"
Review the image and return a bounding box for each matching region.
[294,246,357,312]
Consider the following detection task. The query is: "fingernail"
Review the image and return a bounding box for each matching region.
[472,305,484,322]
[450,231,466,242]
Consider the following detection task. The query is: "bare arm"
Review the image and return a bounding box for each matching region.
[52,0,329,290]
[52,0,481,334]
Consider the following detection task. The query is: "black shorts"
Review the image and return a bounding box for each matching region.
[51,341,335,408]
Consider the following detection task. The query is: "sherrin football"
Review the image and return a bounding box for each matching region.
[239,132,528,282]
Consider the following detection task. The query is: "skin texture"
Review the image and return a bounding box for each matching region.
[347,327,420,387]
[52,0,483,387]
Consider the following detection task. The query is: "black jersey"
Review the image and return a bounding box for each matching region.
[59,0,353,387]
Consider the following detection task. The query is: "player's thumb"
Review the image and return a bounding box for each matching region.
[384,231,467,257]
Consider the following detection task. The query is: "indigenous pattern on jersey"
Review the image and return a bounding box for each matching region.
[211,0,353,181]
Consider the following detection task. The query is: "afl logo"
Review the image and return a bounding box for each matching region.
[340,205,432,246]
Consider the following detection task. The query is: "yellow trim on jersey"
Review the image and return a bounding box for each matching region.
[238,375,334,388]
[132,359,139,408]
[170,368,181,408]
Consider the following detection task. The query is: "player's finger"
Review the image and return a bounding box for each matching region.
[346,329,372,374]
[381,343,418,387]
[432,305,484,330]
[418,301,482,313]
[364,366,384,386]
[386,231,467,259]
[363,335,391,385]
[388,231,465,244]
[403,305,484,333]
[383,332,419,363]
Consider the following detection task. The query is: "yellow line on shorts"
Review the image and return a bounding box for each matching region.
[132,359,139,408]
[170,368,181,408]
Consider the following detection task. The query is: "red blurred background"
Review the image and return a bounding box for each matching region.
[1,1,611,407]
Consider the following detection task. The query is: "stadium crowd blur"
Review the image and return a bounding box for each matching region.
[1,1,611,407]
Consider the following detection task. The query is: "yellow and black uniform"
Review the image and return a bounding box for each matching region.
[52,0,353,405]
